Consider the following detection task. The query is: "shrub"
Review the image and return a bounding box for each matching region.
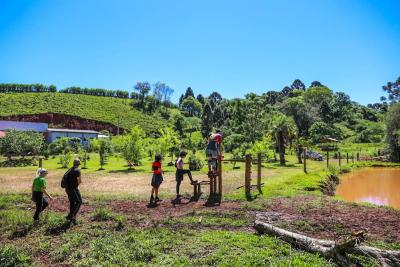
[0,245,30,267]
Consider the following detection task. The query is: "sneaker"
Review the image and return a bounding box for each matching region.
[150,195,155,203]
[155,197,161,202]
[190,180,198,185]
[70,218,78,225]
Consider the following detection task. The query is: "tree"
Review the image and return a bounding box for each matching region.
[0,130,44,160]
[382,76,400,103]
[98,139,112,170]
[196,94,205,105]
[181,96,203,117]
[153,82,174,103]
[121,126,145,166]
[269,114,296,165]
[386,103,400,162]
[291,79,306,90]
[134,82,151,111]
[310,81,324,88]
[184,87,195,99]
[282,96,314,137]
[308,121,341,144]
[152,127,181,162]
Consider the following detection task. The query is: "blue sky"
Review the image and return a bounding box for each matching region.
[0,0,399,105]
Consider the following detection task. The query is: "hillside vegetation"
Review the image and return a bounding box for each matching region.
[0,93,168,134]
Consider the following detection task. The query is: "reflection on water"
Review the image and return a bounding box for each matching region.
[336,168,400,209]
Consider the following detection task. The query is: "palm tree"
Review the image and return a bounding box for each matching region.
[269,114,296,165]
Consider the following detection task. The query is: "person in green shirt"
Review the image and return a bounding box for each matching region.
[32,169,53,221]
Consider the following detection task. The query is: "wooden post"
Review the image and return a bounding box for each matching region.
[338,152,341,167]
[209,174,214,195]
[245,154,252,197]
[356,152,359,161]
[346,152,349,164]
[326,151,329,168]
[352,153,354,163]
[193,181,198,199]
[218,159,222,196]
[257,153,262,191]
[38,158,43,168]
[303,148,307,173]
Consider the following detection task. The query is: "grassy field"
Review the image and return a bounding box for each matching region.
[1,153,399,266]
[0,93,168,133]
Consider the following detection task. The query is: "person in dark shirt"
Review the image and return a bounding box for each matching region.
[65,159,82,225]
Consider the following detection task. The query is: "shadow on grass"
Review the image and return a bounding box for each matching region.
[45,221,72,235]
[108,169,140,174]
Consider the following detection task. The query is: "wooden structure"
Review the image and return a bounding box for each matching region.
[303,148,307,173]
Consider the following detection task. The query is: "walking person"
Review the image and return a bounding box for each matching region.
[175,151,196,198]
[32,169,53,221]
[65,159,82,225]
[150,154,163,204]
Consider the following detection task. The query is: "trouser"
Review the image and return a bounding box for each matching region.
[176,169,193,195]
[33,191,48,220]
[66,187,82,220]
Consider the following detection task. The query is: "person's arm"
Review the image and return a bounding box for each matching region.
[77,170,82,185]
[31,184,34,201]
[42,188,53,200]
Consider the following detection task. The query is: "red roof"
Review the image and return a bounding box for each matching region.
[0,131,5,138]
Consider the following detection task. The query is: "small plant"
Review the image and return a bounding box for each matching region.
[115,215,127,230]
[59,151,72,168]
[92,207,115,221]
[0,245,31,267]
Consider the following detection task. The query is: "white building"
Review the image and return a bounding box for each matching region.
[0,120,99,143]
[46,128,99,143]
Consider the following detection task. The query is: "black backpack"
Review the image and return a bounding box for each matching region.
[61,168,73,188]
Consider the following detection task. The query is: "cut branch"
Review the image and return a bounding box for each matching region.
[254,215,400,267]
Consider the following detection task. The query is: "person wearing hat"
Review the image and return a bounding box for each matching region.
[31,168,53,221]
[65,159,83,224]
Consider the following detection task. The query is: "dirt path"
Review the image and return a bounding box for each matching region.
[43,195,400,244]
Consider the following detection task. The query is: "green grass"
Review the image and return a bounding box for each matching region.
[0,92,168,133]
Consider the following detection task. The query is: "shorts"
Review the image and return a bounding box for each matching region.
[151,174,163,188]
[205,148,218,158]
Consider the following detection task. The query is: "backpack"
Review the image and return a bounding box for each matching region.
[61,168,73,189]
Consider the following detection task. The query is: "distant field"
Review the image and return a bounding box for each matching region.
[0,93,168,133]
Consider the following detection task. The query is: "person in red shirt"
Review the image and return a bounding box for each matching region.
[214,130,223,160]
[150,155,163,203]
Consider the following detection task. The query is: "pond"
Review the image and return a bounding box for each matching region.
[336,168,400,209]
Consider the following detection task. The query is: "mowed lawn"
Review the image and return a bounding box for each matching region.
[0,153,330,200]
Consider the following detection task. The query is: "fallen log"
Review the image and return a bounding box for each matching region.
[254,216,400,267]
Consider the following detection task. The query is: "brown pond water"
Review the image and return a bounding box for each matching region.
[336,168,400,209]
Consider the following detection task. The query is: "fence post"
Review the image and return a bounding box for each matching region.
[218,159,222,196]
[326,151,329,168]
[303,148,307,173]
[38,158,43,169]
[356,152,359,161]
[257,153,262,191]
[338,152,341,167]
[245,154,252,197]
[352,153,354,163]
[346,152,349,164]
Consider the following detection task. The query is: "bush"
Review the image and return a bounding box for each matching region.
[188,153,203,171]
[92,208,115,221]
[0,245,30,267]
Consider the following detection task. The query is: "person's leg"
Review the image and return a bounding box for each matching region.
[176,180,181,196]
[155,187,159,198]
[42,197,49,212]
[33,192,43,220]
[66,188,74,220]
[71,188,82,219]
[182,170,194,183]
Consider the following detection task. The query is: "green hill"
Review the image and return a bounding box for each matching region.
[0,93,168,133]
